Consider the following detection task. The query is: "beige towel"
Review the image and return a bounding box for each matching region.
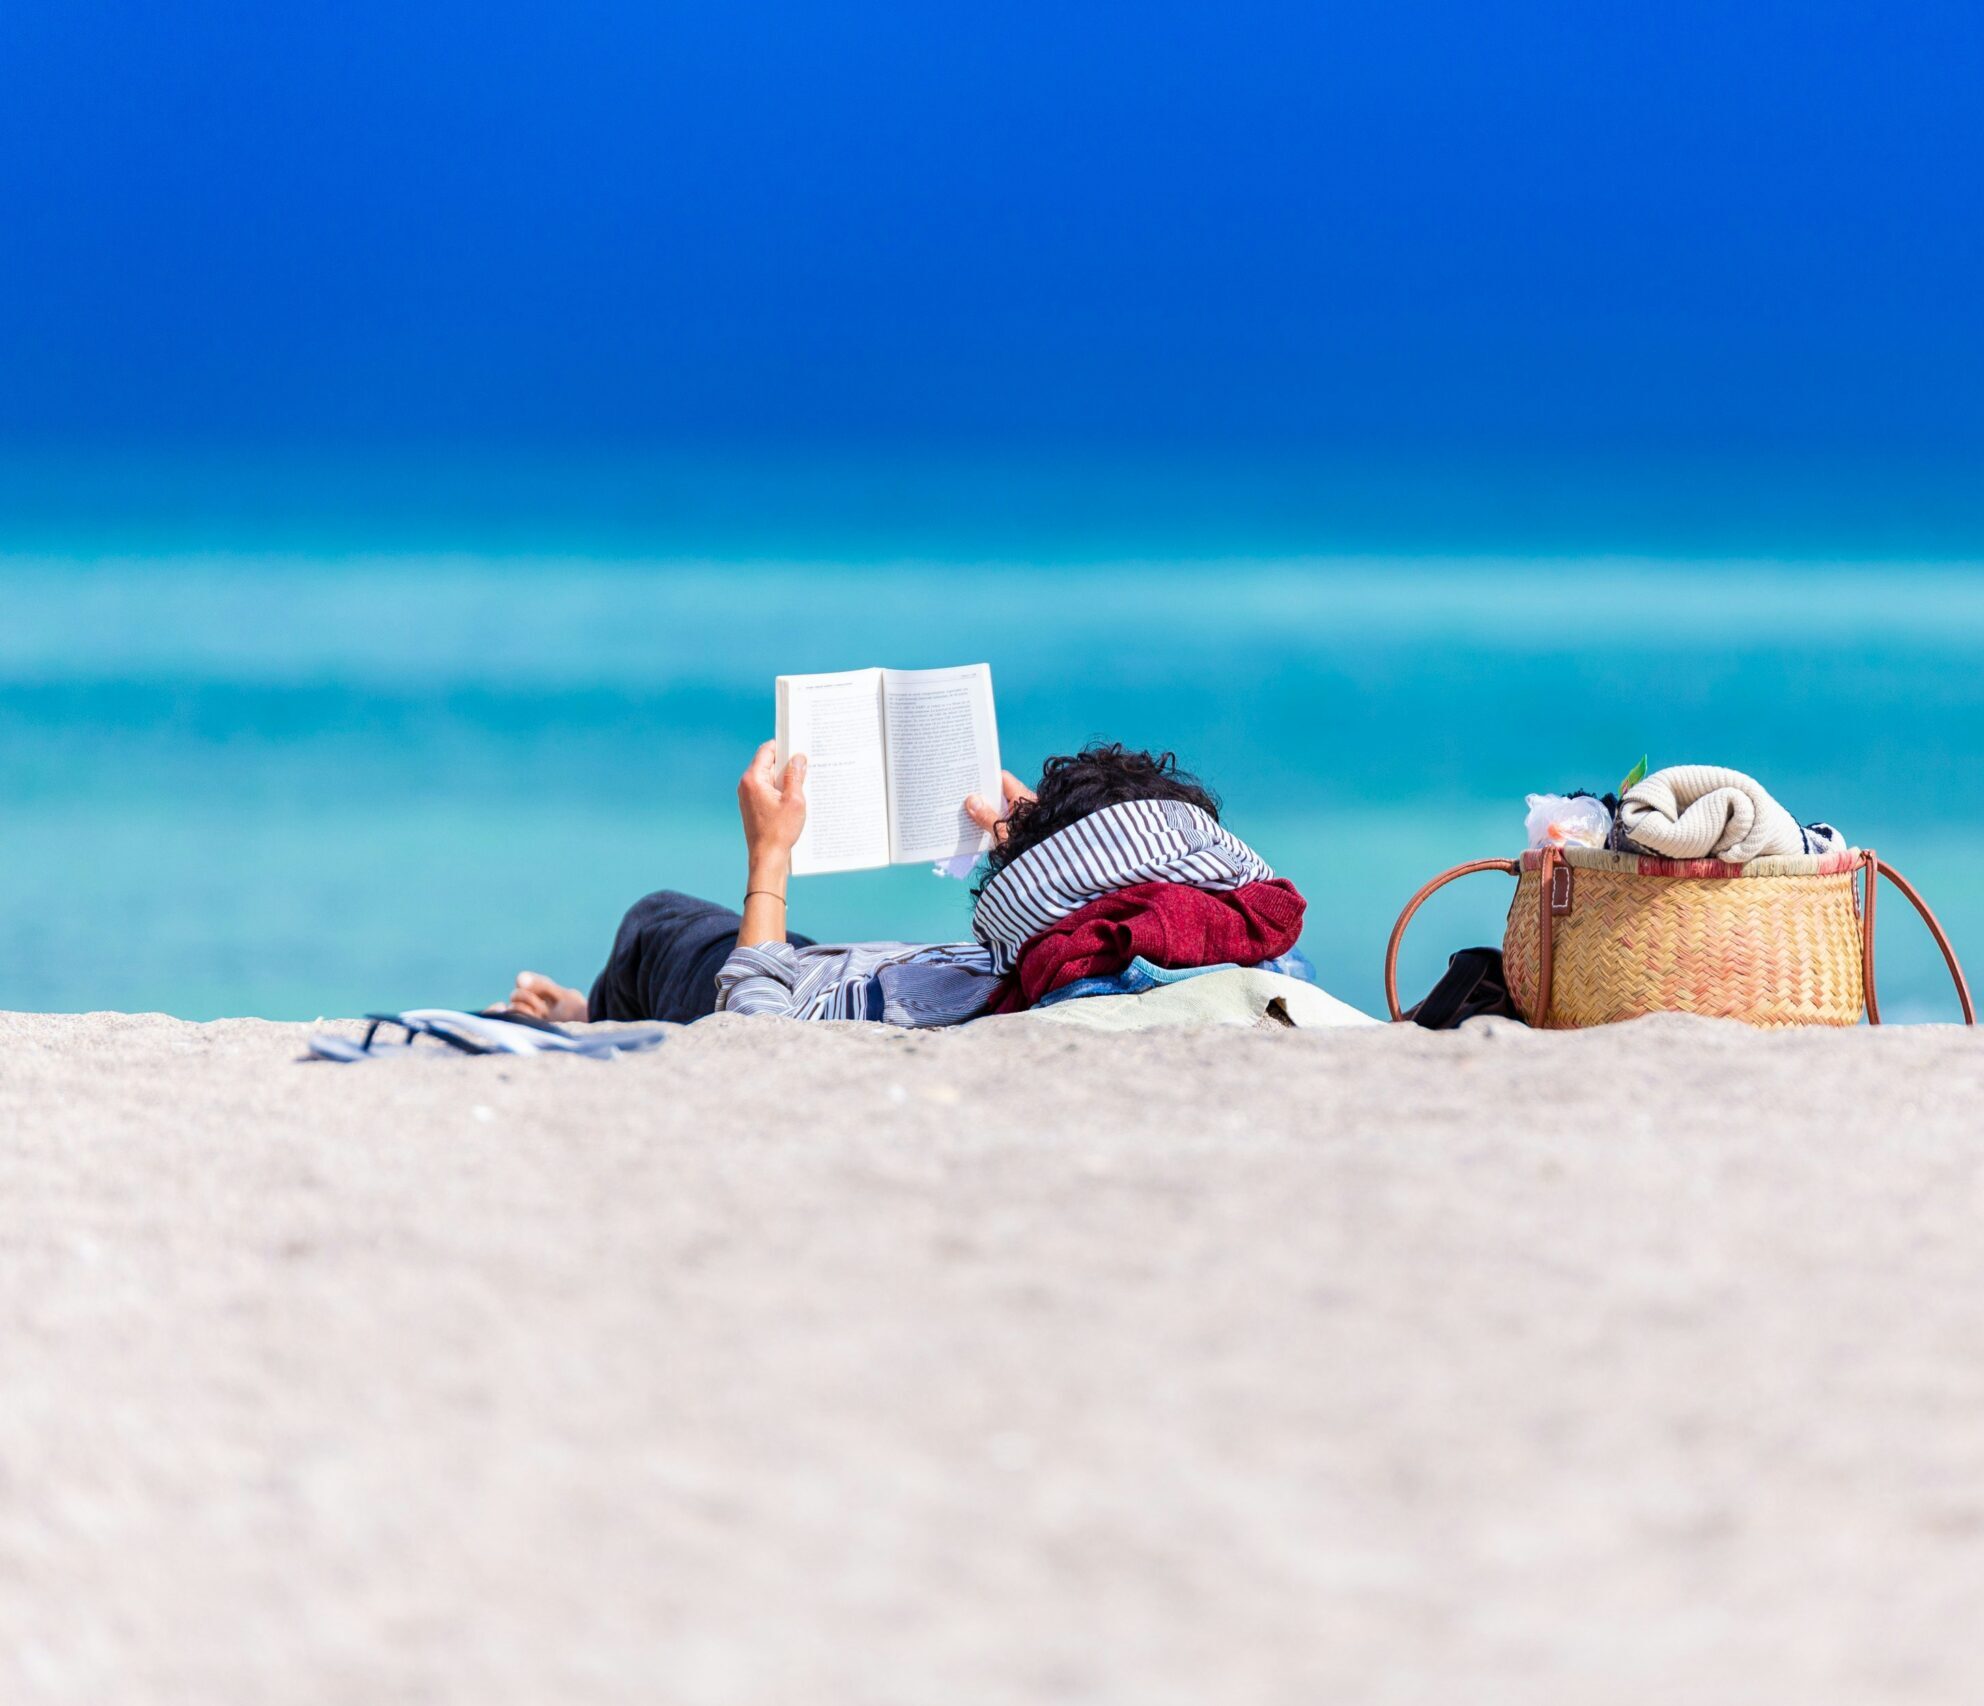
[1616,765,1809,863]
[1012,969,1378,1032]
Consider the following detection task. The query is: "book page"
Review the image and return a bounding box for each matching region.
[880,664,1002,865]
[777,669,890,875]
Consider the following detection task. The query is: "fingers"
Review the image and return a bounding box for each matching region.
[968,771,1035,835]
[740,742,783,811]
[508,973,551,1018]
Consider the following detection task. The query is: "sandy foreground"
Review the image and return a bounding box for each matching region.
[4,1008,1984,1704]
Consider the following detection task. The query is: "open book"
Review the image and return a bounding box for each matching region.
[775,663,1002,875]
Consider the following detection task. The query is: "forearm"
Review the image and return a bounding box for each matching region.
[736,852,791,948]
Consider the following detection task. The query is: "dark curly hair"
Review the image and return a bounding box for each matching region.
[974,743,1221,897]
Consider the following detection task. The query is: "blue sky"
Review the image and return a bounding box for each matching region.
[2,1,1979,548]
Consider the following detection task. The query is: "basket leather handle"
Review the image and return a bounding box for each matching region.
[1861,851,1975,1025]
[1384,858,1521,1021]
[1536,844,1562,1027]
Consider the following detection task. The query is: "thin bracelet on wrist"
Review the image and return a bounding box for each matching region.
[745,888,786,905]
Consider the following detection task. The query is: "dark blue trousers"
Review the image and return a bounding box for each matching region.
[587,889,815,1023]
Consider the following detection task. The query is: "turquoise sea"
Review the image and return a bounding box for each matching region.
[5,511,1981,1022]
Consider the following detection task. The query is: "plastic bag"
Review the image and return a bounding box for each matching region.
[1524,792,1613,850]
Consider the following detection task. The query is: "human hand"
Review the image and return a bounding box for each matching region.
[964,770,1036,844]
[738,741,808,874]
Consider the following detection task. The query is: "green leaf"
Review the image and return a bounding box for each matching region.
[1618,754,1648,794]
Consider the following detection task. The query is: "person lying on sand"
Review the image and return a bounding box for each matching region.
[504,741,1304,1025]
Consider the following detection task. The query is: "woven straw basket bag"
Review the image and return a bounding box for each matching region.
[1385,845,1974,1029]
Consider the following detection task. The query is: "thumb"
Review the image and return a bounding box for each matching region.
[783,753,808,800]
[964,792,997,832]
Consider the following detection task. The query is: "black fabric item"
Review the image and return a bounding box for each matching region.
[586,889,815,1023]
[1406,946,1525,1030]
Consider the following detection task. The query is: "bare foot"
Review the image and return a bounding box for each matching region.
[504,971,589,1022]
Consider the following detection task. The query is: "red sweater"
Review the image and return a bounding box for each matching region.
[989,878,1307,1014]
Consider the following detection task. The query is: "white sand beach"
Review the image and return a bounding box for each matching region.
[5,1007,1984,1703]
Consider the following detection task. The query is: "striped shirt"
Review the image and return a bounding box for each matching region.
[716,940,991,1020]
[714,801,1274,1021]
